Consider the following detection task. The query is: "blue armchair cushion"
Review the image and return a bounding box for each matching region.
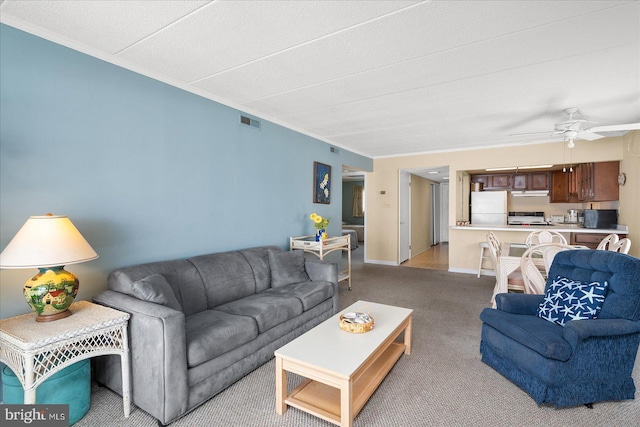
[537,275,608,327]
[480,307,572,361]
[547,250,640,320]
[268,249,310,288]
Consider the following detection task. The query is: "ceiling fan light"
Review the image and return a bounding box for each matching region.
[567,138,575,148]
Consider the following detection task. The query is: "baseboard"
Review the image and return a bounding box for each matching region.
[448,267,496,276]
[364,259,398,266]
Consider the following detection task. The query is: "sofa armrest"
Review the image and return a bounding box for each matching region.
[305,259,339,313]
[305,259,337,282]
[495,293,544,315]
[563,318,640,347]
[92,290,189,425]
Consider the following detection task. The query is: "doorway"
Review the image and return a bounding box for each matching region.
[401,167,450,270]
[399,170,411,264]
[431,182,449,245]
[342,167,366,265]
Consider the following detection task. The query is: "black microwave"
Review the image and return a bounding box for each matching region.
[583,209,618,229]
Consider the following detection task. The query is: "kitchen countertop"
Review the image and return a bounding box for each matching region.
[451,224,628,233]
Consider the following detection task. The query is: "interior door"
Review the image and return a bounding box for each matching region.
[440,183,449,242]
[431,183,441,246]
[399,171,411,263]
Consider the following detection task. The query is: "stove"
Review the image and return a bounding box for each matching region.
[508,211,548,226]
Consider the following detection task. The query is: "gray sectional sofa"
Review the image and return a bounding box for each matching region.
[92,245,338,425]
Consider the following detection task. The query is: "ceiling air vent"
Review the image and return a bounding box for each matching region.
[240,115,260,130]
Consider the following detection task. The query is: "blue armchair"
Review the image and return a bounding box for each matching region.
[479,249,640,407]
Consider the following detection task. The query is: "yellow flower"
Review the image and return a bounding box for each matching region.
[314,216,323,224]
[309,213,317,221]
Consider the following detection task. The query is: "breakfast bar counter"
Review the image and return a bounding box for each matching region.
[447,224,629,277]
[450,224,627,234]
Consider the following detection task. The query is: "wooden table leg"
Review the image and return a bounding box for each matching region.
[340,378,353,427]
[275,356,287,415]
[404,316,412,355]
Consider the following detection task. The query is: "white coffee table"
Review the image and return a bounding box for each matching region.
[275,300,413,427]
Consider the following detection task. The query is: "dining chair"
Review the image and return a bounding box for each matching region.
[525,230,567,246]
[597,233,631,254]
[520,243,584,294]
[487,232,525,306]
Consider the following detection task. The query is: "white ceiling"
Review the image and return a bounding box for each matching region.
[1,0,639,159]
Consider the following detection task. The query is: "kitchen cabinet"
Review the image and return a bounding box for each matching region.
[471,175,488,188]
[514,172,550,191]
[488,174,511,190]
[471,174,512,190]
[472,172,549,191]
[550,161,619,203]
[570,232,627,249]
[512,174,527,190]
[550,170,578,203]
[529,172,550,190]
[583,161,619,201]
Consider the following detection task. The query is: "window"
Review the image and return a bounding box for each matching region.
[352,185,364,217]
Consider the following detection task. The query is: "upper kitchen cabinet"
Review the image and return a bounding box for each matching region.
[513,172,550,191]
[472,174,512,190]
[550,161,619,203]
[472,172,549,191]
[550,170,577,203]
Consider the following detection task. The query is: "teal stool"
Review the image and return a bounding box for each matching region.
[2,359,91,425]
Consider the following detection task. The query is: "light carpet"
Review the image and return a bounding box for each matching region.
[76,259,640,426]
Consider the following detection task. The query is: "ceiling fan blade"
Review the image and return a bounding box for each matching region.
[510,130,563,137]
[577,131,605,141]
[589,123,640,133]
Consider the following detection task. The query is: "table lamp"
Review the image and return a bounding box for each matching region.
[0,214,98,322]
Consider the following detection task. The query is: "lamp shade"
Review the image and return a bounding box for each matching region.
[0,215,98,269]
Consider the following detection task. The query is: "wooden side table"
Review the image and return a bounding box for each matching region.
[0,300,131,417]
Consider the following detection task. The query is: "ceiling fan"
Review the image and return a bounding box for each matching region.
[511,107,640,148]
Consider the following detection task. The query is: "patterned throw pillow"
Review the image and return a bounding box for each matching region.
[537,276,608,327]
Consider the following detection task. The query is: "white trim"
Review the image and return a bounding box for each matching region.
[364,259,398,266]
[448,268,483,275]
[398,170,411,264]
[371,139,566,159]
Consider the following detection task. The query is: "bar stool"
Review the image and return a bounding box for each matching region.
[477,241,492,278]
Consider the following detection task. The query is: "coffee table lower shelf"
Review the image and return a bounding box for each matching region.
[283,342,406,426]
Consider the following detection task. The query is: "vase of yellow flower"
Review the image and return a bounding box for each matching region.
[309,213,330,242]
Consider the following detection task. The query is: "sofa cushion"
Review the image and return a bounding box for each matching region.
[215,293,304,333]
[189,252,257,308]
[131,274,182,312]
[108,259,206,316]
[185,309,259,368]
[239,246,280,293]
[268,249,310,288]
[538,276,608,327]
[480,307,572,361]
[262,281,334,311]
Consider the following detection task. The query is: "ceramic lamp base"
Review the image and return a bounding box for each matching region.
[24,266,79,322]
[36,309,72,322]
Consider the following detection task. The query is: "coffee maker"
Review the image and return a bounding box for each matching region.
[566,209,581,224]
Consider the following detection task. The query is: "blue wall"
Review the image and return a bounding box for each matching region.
[0,24,372,319]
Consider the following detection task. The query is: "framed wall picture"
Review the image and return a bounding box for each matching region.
[313,161,331,204]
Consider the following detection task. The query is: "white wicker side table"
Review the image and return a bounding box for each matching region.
[0,300,131,417]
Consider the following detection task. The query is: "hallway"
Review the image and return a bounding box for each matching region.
[401,243,449,270]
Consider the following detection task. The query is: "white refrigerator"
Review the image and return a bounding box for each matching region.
[471,191,508,225]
